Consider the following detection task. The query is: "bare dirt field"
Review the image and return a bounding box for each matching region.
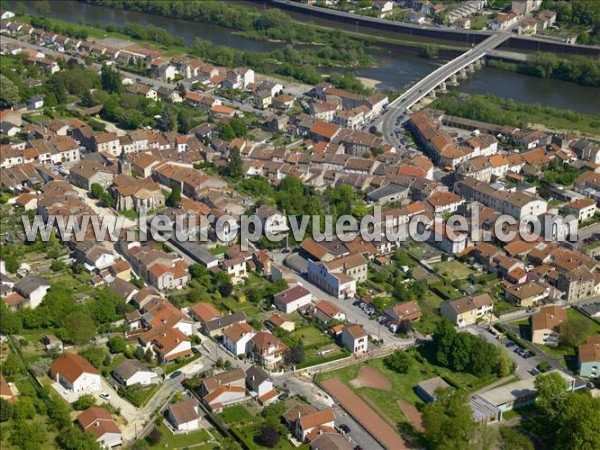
[350,366,391,390]
[398,400,423,432]
[322,378,407,450]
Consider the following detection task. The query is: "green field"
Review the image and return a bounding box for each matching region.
[154,424,213,449]
[431,260,475,279]
[317,349,498,427]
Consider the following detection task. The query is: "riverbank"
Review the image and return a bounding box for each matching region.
[431,93,600,138]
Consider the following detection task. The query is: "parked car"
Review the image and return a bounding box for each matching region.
[339,424,351,434]
[99,392,111,400]
[505,340,516,348]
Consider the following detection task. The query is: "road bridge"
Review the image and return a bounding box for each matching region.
[376,30,514,148]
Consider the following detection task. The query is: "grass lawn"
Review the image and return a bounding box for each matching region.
[219,297,263,320]
[299,344,348,369]
[430,281,463,300]
[295,325,332,348]
[219,404,253,425]
[154,423,212,449]
[431,260,474,279]
[121,382,160,408]
[317,348,498,427]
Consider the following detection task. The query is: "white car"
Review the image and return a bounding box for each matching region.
[99,392,111,401]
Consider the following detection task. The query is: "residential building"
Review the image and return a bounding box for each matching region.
[76,407,122,448]
[189,302,222,323]
[578,336,600,378]
[200,369,247,411]
[273,285,312,313]
[341,324,368,354]
[504,281,550,307]
[166,397,202,432]
[265,314,295,332]
[284,404,336,442]
[563,198,596,223]
[202,312,246,337]
[531,306,567,347]
[222,322,257,356]
[246,366,278,406]
[557,266,596,302]
[48,353,101,397]
[384,301,422,326]
[13,275,50,309]
[440,293,494,327]
[312,300,346,325]
[307,259,357,299]
[248,332,289,369]
[112,359,158,387]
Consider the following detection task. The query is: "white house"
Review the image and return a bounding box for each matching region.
[222,322,257,356]
[14,275,50,309]
[76,407,122,449]
[246,366,278,406]
[112,359,158,387]
[341,324,368,354]
[307,259,357,299]
[273,285,312,313]
[166,397,202,432]
[49,353,101,398]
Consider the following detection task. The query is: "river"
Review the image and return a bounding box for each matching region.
[12,0,600,115]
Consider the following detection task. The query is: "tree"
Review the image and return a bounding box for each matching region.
[227,148,243,180]
[146,428,162,446]
[218,281,234,297]
[73,394,96,411]
[90,183,104,199]
[286,345,304,366]
[100,191,115,208]
[166,184,181,207]
[0,354,21,378]
[230,117,248,137]
[144,348,154,363]
[559,317,594,348]
[107,337,127,354]
[3,254,19,273]
[422,389,476,450]
[9,419,45,450]
[555,392,600,449]
[0,75,20,107]
[383,350,412,373]
[78,346,106,369]
[134,346,145,360]
[498,426,533,450]
[0,300,22,334]
[259,424,281,448]
[218,122,235,140]
[100,64,121,94]
[0,398,14,422]
[80,90,95,107]
[534,371,569,421]
[64,312,96,345]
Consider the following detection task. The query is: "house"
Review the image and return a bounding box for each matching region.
[152,327,192,363]
[246,366,278,406]
[248,332,289,369]
[189,302,222,323]
[578,336,600,378]
[272,94,295,110]
[310,433,353,450]
[0,374,17,403]
[341,324,368,354]
[76,407,122,448]
[440,293,494,327]
[405,11,426,24]
[222,322,257,356]
[312,300,346,325]
[112,359,158,387]
[200,368,247,411]
[563,198,596,223]
[255,204,288,236]
[373,1,394,17]
[557,266,596,302]
[416,377,452,403]
[531,305,567,347]
[504,281,550,307]
[166,397,202,432]
[265,314,295,332]
[385,301,422,327]
[13,275,50,309]
[307,259,357,299]
[48,353,101,397]
[202,312,246,337]
[284,404,336,442]
[273,285,312,313]
[222,257,248,285]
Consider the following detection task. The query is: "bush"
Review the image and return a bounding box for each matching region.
[73,394,96,411]
[384,350,412,374]
[259,424,280,448]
